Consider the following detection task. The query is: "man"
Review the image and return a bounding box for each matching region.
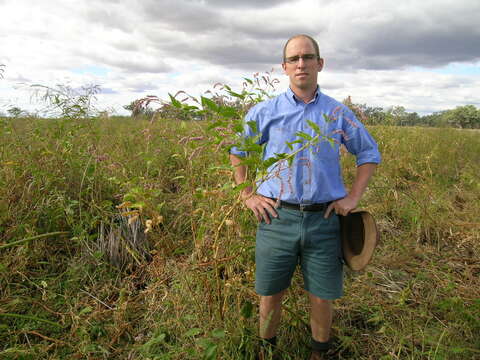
[229,34,381,359]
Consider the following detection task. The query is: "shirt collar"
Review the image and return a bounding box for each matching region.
[286,86,321,105]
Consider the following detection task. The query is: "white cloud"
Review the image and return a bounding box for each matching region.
[0,0,479,116]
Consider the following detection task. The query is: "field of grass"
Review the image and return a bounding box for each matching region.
[0,116,479,359]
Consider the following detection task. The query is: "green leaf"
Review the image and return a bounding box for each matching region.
[328,138,336,148]
[219,106,238,118]
[307,119,321,133]
[123,194,136,202]
[101,200,113,208]
[227,89,245,99]
[323,113,332,123]
[211,329,225,339]
[296,131,313,141]
[233,182,251,192]
[243,77,253,85]
[262,157,278,169]
[185,105,199,111]
[201,96,219,112]
[208,165,231,171]
[287,139,304,149]
[131,202,146,210]
[241,301,253,319]
[79,306,92,315]
[204,343,218,360]
[273,152,288,160]
[185,328,202,337]
[287,156,294,167]
[246,121,257,133]
[233,123,244,133]
[141,333,166,351]
[241,144,263,153]
[207,121,224,131]
[168,93,181,108]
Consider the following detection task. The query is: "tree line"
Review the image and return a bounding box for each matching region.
[344,97,480,129]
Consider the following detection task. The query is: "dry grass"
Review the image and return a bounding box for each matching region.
[0,117,479,359]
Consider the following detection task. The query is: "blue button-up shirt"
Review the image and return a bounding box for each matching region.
[230,87,381,204]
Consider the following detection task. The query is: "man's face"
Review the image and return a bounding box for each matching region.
[282,37,324,93]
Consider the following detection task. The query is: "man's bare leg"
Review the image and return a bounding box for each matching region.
[308,293,333,342]
[259,290,286,339]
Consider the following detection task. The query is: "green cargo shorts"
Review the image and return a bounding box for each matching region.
[255,206,343,300]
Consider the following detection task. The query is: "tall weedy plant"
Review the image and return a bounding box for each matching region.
[136,71,352,206]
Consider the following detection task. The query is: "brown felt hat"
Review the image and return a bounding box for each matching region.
[340,210,379,271]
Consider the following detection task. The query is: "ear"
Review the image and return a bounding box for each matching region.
[281,62,287,73]
[317,58,324,72]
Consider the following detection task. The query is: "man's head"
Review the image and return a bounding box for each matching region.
[282,34,324,94]
[282,34,320,62]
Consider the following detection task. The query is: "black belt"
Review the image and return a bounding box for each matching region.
[273,199,331,212]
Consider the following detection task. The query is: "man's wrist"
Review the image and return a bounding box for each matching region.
[241,191,254,201]
[348,193,361,203]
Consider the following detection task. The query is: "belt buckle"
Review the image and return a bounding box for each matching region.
[299,204,306,212]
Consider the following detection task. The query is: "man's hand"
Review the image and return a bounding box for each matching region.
[324,163,377,219]
[324,195,358,218]
[244,195,278,224]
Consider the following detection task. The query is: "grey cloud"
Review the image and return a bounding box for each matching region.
[112,1,324,70]
[110,58,172,73]
[111,40,141,52]
[360,25,480,69]
[118,78,159,93]
[322,80,345,90]
[76,49,172,74]
[231,19,323,41]
[129,83,159,93]
[160,35,282,70]
[326,2,480,71]
[140,0,223,32]
[85,5,132,32]
[200,0,291,8]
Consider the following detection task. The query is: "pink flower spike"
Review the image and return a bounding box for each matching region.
[344,115,359,128]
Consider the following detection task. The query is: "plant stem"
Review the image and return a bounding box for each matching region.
[0,231,68,250]
[0,313,63,328]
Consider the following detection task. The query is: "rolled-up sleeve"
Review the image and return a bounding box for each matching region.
[341,109,381,166]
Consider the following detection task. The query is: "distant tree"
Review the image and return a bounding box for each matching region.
[7,107,25,118]
[343,97,398,126]
[418,112,445,127]
[31,83,100,119]
[341,97,479,129]
[123,100,154,118]
[443,105,480,129]
[404,112,420,126]
[363,106,387,125]
[342,96,372,124]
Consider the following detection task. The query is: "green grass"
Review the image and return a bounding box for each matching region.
[0,116,479,359]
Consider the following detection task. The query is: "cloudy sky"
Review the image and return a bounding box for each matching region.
[1,0,480,116]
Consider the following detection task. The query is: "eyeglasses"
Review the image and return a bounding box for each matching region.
[284,54,319,64]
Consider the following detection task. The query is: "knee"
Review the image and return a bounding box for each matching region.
[260,290,285,309]
[309,294,332,307]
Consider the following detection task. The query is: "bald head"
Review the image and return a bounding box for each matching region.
[282,34,320,63]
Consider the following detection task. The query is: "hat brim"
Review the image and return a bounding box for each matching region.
[340,210,379,271]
